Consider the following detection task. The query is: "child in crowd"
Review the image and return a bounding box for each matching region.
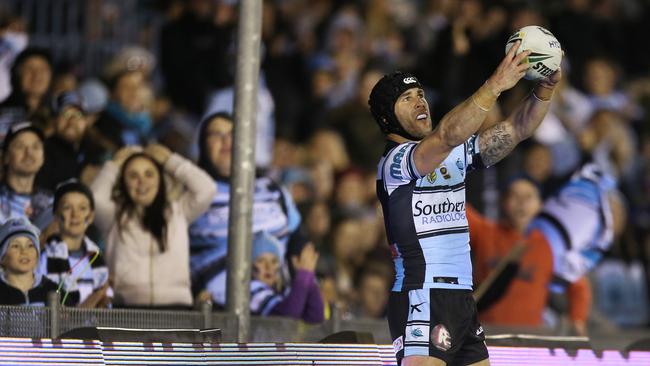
[40,179,111,307]
[250,231,324,323]
[0,217,61,306]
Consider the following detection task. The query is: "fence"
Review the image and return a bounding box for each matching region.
[0,304,395,343]
[2,305,650,365]
[4,0,143,77]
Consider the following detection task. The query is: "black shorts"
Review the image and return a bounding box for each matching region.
[388,288,488,366]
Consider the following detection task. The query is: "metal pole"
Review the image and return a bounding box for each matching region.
[48,291,60,338]
[225,0,262,343]
[201,300,212,329]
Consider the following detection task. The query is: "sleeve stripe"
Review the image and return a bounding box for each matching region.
[463,140,468,168]
[406,144,421,179]
[466,134,485,171]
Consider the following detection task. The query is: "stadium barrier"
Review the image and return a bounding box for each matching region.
[2,304,650,346]
[2,305,650,365]
[1,337,650,365]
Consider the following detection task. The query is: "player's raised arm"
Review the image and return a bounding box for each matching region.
[410,41,530,175]
[478,68,562,167]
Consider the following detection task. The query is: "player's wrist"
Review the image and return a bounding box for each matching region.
[483,78,503,97]
[532,75,559,102]
[532,83,555,102]
[472,82,500,112]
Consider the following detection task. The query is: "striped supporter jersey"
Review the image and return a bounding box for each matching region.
[529,163,616,285]
[376,135,483,292]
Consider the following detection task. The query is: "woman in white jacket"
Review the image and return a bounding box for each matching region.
[91,144,215,308]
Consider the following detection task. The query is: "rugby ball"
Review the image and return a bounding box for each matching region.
[505,25,562,81]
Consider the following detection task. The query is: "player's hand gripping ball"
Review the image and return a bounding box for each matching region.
[505,25,563,81]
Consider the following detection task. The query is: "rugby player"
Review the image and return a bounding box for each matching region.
[369,42,561,366]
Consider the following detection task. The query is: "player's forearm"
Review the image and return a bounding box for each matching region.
[509,91,552,142]
[435,82,501,148]
[414,83,501,173]
[478,71,561,167]
[477,95,551,167]
[512,73,560,140]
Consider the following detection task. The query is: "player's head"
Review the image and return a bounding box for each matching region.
[368,71,432,141]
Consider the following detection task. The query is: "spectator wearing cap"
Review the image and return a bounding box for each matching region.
[0,122,52,228]
[249,231,324,323]
[0,47,53,139]
[34,91,104,191]
[40,180,110,307]
[0,217,63,306]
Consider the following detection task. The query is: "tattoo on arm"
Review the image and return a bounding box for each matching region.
[479,122,515,167]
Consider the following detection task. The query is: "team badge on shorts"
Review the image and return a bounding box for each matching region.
[431,324,452,351]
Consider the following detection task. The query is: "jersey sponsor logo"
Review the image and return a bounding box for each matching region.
[431,324,452,351]
[415,198,467,225]
[389,145,409,180]
[403,77,417,84]
[405,325,430,343]
[414,198,465,216]
[393,336,404,353]
[476,326,484,336]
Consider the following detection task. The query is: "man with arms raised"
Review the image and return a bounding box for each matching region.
[370,42,561,365]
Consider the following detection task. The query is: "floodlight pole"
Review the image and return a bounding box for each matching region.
[225,0,262,343]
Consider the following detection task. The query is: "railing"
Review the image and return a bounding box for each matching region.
[0,304,395,343]
[2,303,650,352]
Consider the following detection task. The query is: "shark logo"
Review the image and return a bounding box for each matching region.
[456,158,464,176]
[410,328,424,338]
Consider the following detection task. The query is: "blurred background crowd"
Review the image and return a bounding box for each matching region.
[0,0,649,335]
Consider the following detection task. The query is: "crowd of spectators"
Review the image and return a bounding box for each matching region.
[0,0,649,333]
